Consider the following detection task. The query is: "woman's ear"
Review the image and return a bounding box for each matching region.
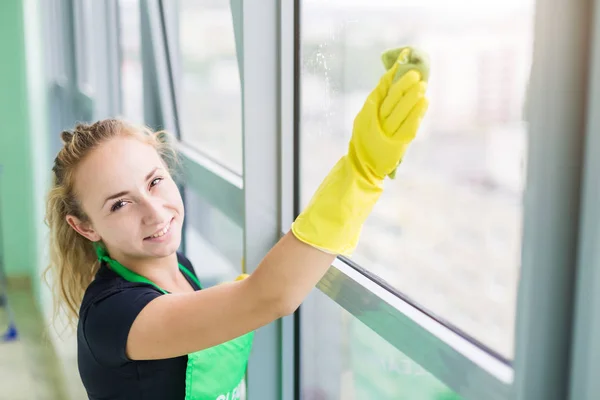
[66,215,101,242]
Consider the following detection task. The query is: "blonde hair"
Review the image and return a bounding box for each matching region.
[43,119,179,327]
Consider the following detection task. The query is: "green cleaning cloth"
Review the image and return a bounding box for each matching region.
[380,46,430,179]
[382,46,430,83]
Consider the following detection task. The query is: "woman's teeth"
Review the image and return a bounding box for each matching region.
[150,222,170,238]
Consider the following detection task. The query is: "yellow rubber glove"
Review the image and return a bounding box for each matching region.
[291,48,429,256]
[381,47,430,178]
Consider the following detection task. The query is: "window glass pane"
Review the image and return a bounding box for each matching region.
[183,188,242,287]
[299,0,534,359]
[177,0,243,174]
[301,289,463,399]
[118,0,144,124]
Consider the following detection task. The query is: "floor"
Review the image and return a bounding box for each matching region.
[0,281,85,400]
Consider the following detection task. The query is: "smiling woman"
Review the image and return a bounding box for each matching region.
[42,47,429,399]
[45,119,182,321]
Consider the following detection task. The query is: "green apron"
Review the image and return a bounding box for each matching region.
[95,246,254,400]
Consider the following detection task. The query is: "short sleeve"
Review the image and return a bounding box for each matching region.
[82,287,161,367]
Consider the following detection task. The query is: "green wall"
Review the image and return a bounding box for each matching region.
[0,0,50,322]
[0,0,37,278]
[22,0,52,314]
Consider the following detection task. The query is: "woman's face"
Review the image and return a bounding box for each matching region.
[67,136,184,264]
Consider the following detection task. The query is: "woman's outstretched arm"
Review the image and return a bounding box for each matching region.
[126,48,429,360]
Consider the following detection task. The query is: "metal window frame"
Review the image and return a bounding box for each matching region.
[568,1,600,399]
[239,1,282,398]
[140,0,161,131]
[142,0,596,399]
[159,0,181,127]
[322,258,513,399]
[279,1,299,398]
[142,0,179,135]
[512,0,592,398]
[43,0,76,158]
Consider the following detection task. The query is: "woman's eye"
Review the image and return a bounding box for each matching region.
[111,200,127,212]
[150,177,163,188]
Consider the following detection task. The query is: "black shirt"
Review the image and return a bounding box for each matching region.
[77,252,201,400]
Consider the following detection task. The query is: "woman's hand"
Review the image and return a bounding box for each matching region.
[349,54,429,182]
[291,49,430,256]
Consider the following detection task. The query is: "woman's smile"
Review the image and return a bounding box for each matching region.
[144,217,175,242]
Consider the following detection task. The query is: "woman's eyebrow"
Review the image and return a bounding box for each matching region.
[103,190,129,208]
[145,167,160,181]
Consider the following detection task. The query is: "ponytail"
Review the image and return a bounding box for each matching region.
[44,176,100,326]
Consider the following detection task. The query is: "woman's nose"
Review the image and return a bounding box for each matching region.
[141,196,168,225]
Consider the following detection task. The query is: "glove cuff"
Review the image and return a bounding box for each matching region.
[291,156,383,256]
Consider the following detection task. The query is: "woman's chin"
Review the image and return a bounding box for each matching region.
[145,235,181,257]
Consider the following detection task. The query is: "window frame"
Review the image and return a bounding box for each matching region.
[43,0,76,158]
[568,3,600,394]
